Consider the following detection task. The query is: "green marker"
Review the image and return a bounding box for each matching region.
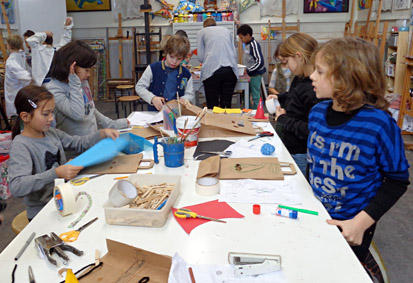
[278,205,318,216]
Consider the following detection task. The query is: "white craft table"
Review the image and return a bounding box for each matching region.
[0,120,371,282]
[191,74,250,109]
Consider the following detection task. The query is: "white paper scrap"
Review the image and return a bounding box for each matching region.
[128,111,163,126]
[225,139,277,158]
[219,180,301,205]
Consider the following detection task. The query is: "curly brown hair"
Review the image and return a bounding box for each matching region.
[314,37,388,112]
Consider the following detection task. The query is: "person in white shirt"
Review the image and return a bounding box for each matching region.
[4,35,32,118]
[27,17,73,86]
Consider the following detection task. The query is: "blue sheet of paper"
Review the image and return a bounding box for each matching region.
[67,138,128,167]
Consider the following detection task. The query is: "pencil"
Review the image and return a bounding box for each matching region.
[278,205,318,216]
[188,267,196,283]
[114,176,128,180]
[15,232,36,261]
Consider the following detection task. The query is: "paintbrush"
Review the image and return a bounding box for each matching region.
[164,103,177,119]
[176,92,182,117]
[182,107,207,141]
[179,118,189,143]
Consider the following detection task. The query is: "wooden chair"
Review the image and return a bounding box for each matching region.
[12,210,29,235]
[116,85,143,118]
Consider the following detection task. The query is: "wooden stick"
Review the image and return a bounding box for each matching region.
[179,118,188,143]
[189,267,196,283]
[182,107,207,141]
[176,92,182,117]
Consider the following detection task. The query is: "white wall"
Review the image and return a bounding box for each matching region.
[68,1,411,40]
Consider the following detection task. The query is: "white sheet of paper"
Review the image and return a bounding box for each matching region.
[168,253,286,283]
[225,139,277,158]
[219,180,301,205]
[128,111,163,126]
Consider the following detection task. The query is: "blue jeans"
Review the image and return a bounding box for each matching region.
[292,153,307,175]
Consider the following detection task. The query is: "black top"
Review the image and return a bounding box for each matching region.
[277,76,321,154]
[326,103,409,221]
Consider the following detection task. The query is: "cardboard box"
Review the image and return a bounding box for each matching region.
[80,239,171,283]
[103,174,181,227]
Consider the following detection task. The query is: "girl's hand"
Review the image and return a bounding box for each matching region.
[326,211,375,246]
[69,61,76,75]
[152,96,165,111]
[55,165,84,180]
[65,17,72,26]
[267,94,279,100]
[100,129,119,140]
[275,105,286,120]
[179,98,186,104]
[127,119,131,127]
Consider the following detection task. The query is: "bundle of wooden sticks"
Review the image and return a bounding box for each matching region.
[129,183,174,210]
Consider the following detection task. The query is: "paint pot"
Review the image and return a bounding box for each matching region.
[265,98,280,114]
[153,137,185,167]
[176,115,201,147]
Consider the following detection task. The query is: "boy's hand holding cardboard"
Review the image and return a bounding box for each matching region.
[100,129,119,140]
[152,96,165,111]
[56,164,84,180]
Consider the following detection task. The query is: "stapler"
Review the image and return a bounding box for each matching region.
[228,252,281,277]
[35,232,83,266]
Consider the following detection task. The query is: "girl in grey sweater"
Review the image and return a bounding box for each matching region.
[46,40,128,137]
[8,85,119,220]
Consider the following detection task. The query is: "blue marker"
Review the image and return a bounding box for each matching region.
[275,207,298,219]
[157,199,168,210]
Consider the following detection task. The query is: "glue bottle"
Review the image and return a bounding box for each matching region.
[275,207,298,219]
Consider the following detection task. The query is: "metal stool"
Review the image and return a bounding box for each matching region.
[116,85,142,118]
[12,210,29,235]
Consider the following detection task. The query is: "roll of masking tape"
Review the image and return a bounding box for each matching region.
[109,180,138,207]
[53,183,76,216]
[196,177,220,196]
[265,98,280,114]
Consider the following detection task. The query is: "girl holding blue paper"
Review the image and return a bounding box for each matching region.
[8,85,119,220]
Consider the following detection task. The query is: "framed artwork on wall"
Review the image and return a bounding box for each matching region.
[304,0,349,13]
[66,0,112,12]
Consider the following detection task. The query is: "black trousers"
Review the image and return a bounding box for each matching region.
[203,67,237,109]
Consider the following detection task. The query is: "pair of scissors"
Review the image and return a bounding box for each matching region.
[70,174,103,186]
[59,217,98,242]
[174,208,226,223]
[199,150,232,157]
[28,266,36,283]
[248,131,274,141]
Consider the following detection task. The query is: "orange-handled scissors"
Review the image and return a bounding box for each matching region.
[174,208,226,223]
[70,174,103,186]
[59,217,98,242]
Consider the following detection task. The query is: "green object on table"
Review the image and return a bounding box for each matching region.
[278,205,319,216]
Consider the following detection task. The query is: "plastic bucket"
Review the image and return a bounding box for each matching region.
[163,139,184,167]
[176,116,201,147]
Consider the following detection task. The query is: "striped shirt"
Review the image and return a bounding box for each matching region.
[307,101,409,219]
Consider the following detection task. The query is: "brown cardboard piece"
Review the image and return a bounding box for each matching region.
[197,156,297,180]
[180,102,257,138]
[80,239,171,283]
[80,153,143,174]
[128,125,169,140]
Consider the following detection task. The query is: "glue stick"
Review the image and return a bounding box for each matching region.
[275,207,298,219]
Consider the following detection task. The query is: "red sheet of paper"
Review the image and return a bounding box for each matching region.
[172,200,244,234]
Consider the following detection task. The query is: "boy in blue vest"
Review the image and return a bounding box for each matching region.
[237,24,266,109]
[135,35,194,111]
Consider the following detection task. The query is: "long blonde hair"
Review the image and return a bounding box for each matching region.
[279,33,317,77]
[315,37,388,112]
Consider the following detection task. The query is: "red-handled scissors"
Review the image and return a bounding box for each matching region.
[248,131,274,141]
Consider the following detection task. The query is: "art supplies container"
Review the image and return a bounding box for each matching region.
[103,174,181,227]
[237,64,246,76]
[153,137,185,167]
[120,133,153,154]
[176,115,201,147]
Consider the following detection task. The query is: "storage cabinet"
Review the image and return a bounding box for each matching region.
[385,31,408,95]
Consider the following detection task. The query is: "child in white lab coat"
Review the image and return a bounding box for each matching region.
[27,17,73,86]
[4,34,32,118]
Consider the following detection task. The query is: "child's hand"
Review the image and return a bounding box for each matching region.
[69,61,76,74]
[326,211,375,246]
[152,97,165,111]
[45,31,53,38]
[179,98,187,104]
[100,129,119,140]
[65,17,72,26]
[267,94,279,100]
[55,165,84,180]
[275,106,286,120]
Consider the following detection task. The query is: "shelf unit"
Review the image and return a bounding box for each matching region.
[385,31,408,95]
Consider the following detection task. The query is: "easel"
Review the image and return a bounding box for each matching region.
[0,0,12,61]
[267,0,300,80]
[397,35,413,149]
[344,0,356,37]
[105,13,133,100]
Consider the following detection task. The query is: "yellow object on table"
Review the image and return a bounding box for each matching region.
[213,107,242,114]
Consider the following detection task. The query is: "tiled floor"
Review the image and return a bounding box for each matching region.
[1,99,412,282]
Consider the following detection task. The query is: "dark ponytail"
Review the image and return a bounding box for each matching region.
[12,85,54,139]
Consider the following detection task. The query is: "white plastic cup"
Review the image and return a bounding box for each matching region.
[109,180,138,207]
[265,98,280,114]
[176,116,201,147]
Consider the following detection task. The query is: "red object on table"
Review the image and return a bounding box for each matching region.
[172,200,244,234]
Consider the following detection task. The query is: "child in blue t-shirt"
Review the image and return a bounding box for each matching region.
[309,37,409,281]
[135,35,194,111]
